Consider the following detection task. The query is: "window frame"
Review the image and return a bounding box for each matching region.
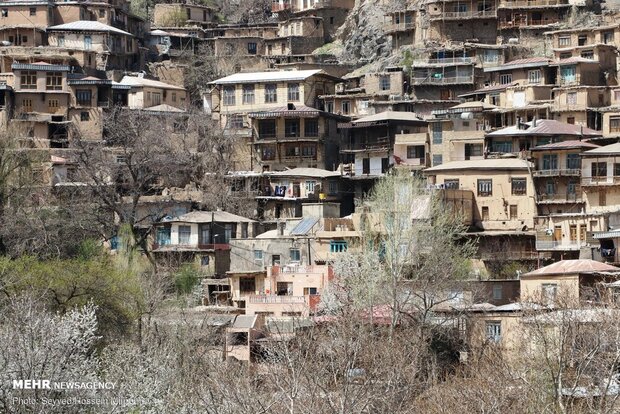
[477,179,493,196]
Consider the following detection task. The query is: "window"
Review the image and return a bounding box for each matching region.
[290,248,301,262]
[581,50,594,60]
[84,35,92,50]
[304,287,318,295]
[610,116,620,133]
[362,158,370,174]
[546,180,556,195]
[58,35,65,47]
[247,42,257,55]
[558,36,570,47]
[80,111,90,121]
[253,249,263,261]
[301,145,316,157]
[229,114,244,129]
[604,31,614,44]
[223,86,235,106]
[444,179,459,189]
[287,83,300,101]
[542,283,558,302]
[499,74,512,85]
[509,205,518,219]
[258,119,276,138]
[328,181,338,194]
[20,70,36,89]
[486,321,501,343]
[567,153,580,170]
[511,178,527,195]
[156,227,171,246]
[0,9,7,17]
[330,240,347,253]
[561,66,577,83]
[242,84,255,104]
[379,75,391,91]
[304,119,319,137]
[151,93,161,106]
[566,92,577,105]
[577,34,587,46]
[542,154,558,170]
[264,84,277,103]
[478,179,492,196]
[492,285,503,300]
[432,154,443,166]
[465,143,483,158]
[172,92,176,102]
[567,117,575,125]
[614,163,620,177]
[341,100,350,115]
[285,119,300,137]
[29,7,36,16]
[592,162,607,177]
[272,254,281,265]
[528,69,541,84]
[407,145,424,159]
[568,180,577,195]
[200,256,210,266]
[239,277,255,293]
[432,122,442,144]
[76,89,92,105]
[178,225,191,244]
[48,99,59,112]
[21,98,32,112]
[261,146,276,160]
[481,206,489,220]
[116,155,127,164]
[241,223,248,238]
[99,8,105,17]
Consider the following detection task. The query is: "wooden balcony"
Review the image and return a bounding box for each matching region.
[537,192,583,203]
[385,22,415,33]
[499,0,569,7]
[498,17,560,29]
[151,242,230,251]
[430,9,497,19]
[581,176,620,186]
[532,168,581,177]
[411,75,475,85]
[249,295,306,304]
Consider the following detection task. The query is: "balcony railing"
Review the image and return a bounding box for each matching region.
[249,295,306,304]
[581,176,620,186]
[385,22,415,33]
[411,75,475,85]
[272,265,325,276]
[152,242,230,250]
[535,240,583,250]
[498,18,560,28]
[537,192,582,203]
[431,9,497,19]
[414,57,475,65]
[499,0,569,7]
[532,168,581,177]
[271,3,294,11]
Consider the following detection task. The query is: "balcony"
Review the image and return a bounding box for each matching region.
[581,176,620,186]
[255,134,321,142]
[411,75,475,85]
[395,132,428,144]
[385,22,415,33]
[272,265,326,276]
[152,242,230,251]
[498,17,560,29]
[535,240,583,250]
[340,137,390,153]
[499,0,569,7]
[537,192,583,203]
[413,57,475,66]
[272,3,294,11]
[532,168,581,177]
[430,9,497,19]
[249,295,306,304]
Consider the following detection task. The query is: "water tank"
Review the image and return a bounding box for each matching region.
[460,112,474,120]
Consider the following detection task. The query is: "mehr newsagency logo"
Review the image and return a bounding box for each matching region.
[13,379,116,390]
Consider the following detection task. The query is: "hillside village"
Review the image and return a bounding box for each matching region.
[7,0,620,411]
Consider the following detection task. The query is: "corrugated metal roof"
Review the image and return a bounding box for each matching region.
[120,76,185,90]
[47,20,132,36]
[210,69,327,85]
[584,142,620,155]
[593,230,620,239]
[484,57,552,72]
[551,57,599,66]
[487,119,601,137]
[168,210,255,224]
[290,217,319,236]
[351,110,426,124]
[424,158,532,172]
[531,140,600,151]
[248,105,319,118]
[232,315,257,329]
[143,104,186,113]
[12,62,69,71]
[268,168,341,178]
[523,259,620,276]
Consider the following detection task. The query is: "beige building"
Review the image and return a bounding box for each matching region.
[229,264,331,317]
[520,259,620,303]
[119,75,187,109]
[248,105,347,171]
[153,3,215,27]
[580,142,620,213]
[0,0,52,46]
[208,69,340,130]
[47,20,138,70]
[424,158,537,231]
